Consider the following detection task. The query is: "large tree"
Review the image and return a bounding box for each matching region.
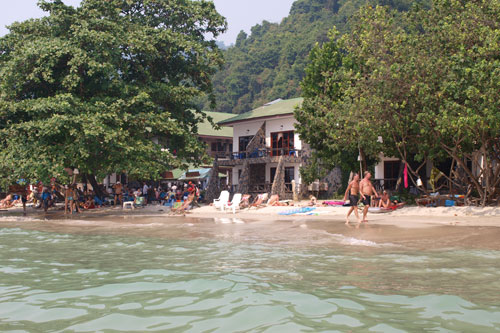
[0,0,226,191]
[296,0,500,204]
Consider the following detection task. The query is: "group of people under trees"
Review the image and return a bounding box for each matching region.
[344,171,405,226]
[0,179,202,215]
[112,181,201,212]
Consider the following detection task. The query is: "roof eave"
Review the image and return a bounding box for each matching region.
[218,113,294,127]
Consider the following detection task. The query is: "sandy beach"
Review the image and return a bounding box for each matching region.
[2,202,500,252]
[185,203,500,228]
[2,202,500,229]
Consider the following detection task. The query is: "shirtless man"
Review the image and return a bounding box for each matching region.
[343,173,361,225]
[360,171,379,222]
[113,181,123,206]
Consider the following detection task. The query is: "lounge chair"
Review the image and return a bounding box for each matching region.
[224,193,242,214]
[239,194,251,209]
[214,190,230,211]
[248,193,268,209]
[134,196,145,207]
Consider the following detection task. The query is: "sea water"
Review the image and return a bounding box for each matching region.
[0,215,499,332]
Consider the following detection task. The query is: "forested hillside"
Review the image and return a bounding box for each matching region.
[206,0,428,114]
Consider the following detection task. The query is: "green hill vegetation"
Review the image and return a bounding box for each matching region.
[206,0,428,114]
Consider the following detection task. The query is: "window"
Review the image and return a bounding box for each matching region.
[384,161,400,179]
[211,142,217,152]
[239,136,253,152]
[270,167,294,183]
[285,167,295,183]
[285,167,295,191]
[271,131,294,156]
[270,167,276,183]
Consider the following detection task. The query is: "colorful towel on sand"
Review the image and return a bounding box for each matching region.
[323,201,345,206]
[368,206,398,213]
[278,207,316,215]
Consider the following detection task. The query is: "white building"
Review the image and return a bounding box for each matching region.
[218,98,308,197]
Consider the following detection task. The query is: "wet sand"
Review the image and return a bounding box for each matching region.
[1,204,500,251]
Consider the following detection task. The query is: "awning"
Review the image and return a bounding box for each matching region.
[161,169,185,180]
[163,168,227,181]
[178,168,211,180]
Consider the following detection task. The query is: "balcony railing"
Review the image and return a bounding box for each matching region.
[224,148,302,160]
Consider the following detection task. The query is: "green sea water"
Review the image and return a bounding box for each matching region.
[0,216,499,332]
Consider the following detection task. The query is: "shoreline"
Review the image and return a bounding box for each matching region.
[1,202,500,228]
[185,204,500,228]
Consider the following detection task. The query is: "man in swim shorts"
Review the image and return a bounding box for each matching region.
[360,171,379,223]
[113,181,123,206]
[343,173,361,225]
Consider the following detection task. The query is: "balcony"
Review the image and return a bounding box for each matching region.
[219,148,303,166]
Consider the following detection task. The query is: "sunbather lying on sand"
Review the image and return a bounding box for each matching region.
[307,195,317,206]
[0,194,14,209]
[267,194,292,206]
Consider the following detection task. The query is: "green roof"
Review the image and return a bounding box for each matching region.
[198,111,234,138]
[218,98,303,126]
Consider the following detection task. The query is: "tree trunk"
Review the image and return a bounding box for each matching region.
[395,161,405,192]
[359,147,367,175]
[86,174,106,199]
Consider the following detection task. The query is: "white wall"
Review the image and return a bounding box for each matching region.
[232,167,242,185]
[232,121,265,152]
[230,116,304,152]
[266,117,302,150]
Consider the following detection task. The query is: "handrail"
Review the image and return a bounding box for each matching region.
[222,148,302,160]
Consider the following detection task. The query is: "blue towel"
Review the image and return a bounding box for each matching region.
[278,207,316,215]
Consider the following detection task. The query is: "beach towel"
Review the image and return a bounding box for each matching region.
[323,201,345,206]
[404,163,409,188]
[278,207,316,215]
[368,206,399,213]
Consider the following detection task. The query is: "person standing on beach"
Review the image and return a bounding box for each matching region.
[142,182,149,205]
[113,181,123,206]
[360,171,379,222]
[343,173,361,225]
[64,185,71,214]
[41,188,52,212]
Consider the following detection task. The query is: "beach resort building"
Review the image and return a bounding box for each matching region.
[217,98,340,199]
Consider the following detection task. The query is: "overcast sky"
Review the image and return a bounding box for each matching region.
[0,0,296,45]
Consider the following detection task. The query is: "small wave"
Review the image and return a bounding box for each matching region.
[0,216,45,223]
[328,233,397,247]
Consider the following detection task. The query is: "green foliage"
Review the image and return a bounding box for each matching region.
[0,0,226,188]
[296,0,500,204]
[205,0,428,114]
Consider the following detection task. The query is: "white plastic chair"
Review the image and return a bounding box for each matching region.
[224,193,242,214]
[213,191,230,211]
[123,201,134,209]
